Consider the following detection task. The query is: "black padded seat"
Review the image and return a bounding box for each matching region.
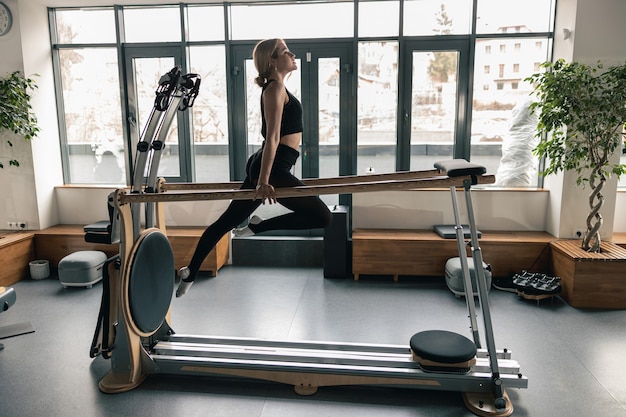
[1,286,16,312]
[434,159,486,177]
[410,330,477,366]
[128,229,174,335]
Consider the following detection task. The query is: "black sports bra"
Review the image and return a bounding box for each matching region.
[260,80,303,139]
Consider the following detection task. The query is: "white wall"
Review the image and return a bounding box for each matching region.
[2,0,626,237]
[20,0,64,229]
[0,0,41,230]
[53,185,550,232]
[547,0,626,240]
[54,186,230,227]
[353,189,549,231]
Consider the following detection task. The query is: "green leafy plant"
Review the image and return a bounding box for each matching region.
[0,71,40,168]
[526,59,626,252]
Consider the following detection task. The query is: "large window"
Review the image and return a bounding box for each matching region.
[471,37,551,186]
[229,2,354,40]
[357,41,399,175]
[188,45,229,183]
[56,47,124,184]
[50,0,556,188]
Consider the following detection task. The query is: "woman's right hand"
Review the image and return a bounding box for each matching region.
[254,183,277,205]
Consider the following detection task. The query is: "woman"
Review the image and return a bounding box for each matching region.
[176,38,332,297]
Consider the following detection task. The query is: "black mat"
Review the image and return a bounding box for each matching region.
[433,224,481,239]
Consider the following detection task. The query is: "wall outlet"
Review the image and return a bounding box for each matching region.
[7,221,27,230]
[574,229,584,239]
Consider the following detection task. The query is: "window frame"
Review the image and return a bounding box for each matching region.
[49,0,556,188]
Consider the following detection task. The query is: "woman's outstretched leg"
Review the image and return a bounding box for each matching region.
[176,197,260,297]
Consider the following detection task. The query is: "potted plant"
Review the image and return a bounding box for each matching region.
[527,59,626,252]
[0,70,39,168]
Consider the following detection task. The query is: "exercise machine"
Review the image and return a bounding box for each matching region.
[0,286,34,350]
[88,66,199,357]
[0,286,17,351]
[92,160,527,417]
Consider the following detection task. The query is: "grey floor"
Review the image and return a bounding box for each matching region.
[1,266,625,417]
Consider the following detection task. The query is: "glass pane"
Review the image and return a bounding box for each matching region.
[124,6,181,43]
[230,2,353,40]
[55,9,116,44]
[357,41,398,175]
[245,60,263,150]
[476,0,554,34]
[59,48,124,184]
[188,45,229,183]
[319,57,340,179]
[186,5,225,42]
[359,1,399,37]
[410,50,458,171]
[404,0,472,36]
[471,37,550,186]
[319,57,340,206]
[132,57,179,178]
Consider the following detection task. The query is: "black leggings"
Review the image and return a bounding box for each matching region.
[185,144,332,281]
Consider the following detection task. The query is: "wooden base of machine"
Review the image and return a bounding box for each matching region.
[178,364,444,396]
[411,351,476,371]
[99,370,148,394]
[463,390,513,417]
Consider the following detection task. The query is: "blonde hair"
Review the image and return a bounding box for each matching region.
[252,38,282,88]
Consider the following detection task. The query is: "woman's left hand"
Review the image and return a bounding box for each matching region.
[254,183,277,204]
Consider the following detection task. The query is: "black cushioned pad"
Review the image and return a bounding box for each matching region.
[1,286,16,312]
[433,224,481,239]
[84,221,113,244]
[434,159,486,177]
[410,330,477,364]
[128,230,174,334]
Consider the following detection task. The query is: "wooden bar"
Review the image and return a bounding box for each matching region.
[120,174,495,205]
[161,169,441,191]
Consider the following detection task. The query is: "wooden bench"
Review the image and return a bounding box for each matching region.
[352,228,555,281]
[0,232,35,286]
[34,225,229,277]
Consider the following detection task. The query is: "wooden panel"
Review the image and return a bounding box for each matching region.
[610,232,626,246]
[352,229,554,280]
[0,232,35,286]
[551,240,626,309]
[167,227,230,276]
[352,230,458,278]
[481,241,551,278]
[34,225,229,277]
[34,227,118,268]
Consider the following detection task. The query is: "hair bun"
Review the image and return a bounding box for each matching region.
[254,75,266,88]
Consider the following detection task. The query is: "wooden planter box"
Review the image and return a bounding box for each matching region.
[550,240,626,309]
